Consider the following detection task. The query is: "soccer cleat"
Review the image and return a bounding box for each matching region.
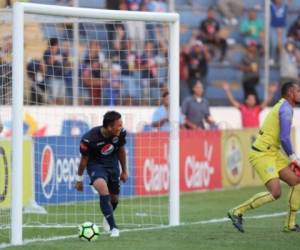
[283,224,300,232]
[227,210,244,233]
[110,228,120,237]
[102,217,110,233]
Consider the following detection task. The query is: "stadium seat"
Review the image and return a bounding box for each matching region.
[29,0,57,5]
[179,10,206,28]
[243,0,264,9]
[175,0,190,6]
[78,0,105,8]
[41,23,61,39]
[207,66,242,82]
[190,0,216,8]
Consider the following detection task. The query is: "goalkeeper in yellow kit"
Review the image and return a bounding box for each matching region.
[228,82,300,232]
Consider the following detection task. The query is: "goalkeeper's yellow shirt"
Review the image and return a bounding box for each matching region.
[252,98,294,156]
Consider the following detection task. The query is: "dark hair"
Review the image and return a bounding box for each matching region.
[49,38,59,47]
[281,81,297,97]
[103,111,122,128]
[162,91,169,98]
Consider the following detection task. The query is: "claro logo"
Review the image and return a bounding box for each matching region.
[184,141,214,188]
[143,158,168,192]
[143,144,168,192]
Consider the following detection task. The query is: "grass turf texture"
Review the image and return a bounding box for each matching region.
[2,185,300,250]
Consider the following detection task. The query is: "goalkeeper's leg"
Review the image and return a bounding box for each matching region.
[231,178,279,215]
[279,166,300,232]
[228,178,280,232]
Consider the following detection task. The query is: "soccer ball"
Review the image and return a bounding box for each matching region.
[78,222,100,241]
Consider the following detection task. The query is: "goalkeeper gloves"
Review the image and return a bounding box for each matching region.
[289,154,300,177]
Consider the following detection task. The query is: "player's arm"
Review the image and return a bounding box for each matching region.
[151,110,168,128]
[75,155,88,191]
[118,146,128,183]
[260,84,277,109]
[152,117,168,128]
[279,104,300,166]
[75,138,89,191]
[181,99,198,129]
[222,81,240,109]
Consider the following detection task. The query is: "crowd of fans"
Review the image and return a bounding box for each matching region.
[1,0,300,129]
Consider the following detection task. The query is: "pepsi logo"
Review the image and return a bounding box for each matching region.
[101,144,114,156]
[41,144,55,199]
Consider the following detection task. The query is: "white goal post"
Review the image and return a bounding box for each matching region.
[11,2,179,245]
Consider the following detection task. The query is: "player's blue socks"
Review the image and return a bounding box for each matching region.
[100,195,117,230]
[111,201,118,211]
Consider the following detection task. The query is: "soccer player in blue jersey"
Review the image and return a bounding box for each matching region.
[75,111,128,237]
[228,82,300,233]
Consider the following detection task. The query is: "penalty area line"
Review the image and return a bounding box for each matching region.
[0,211,291,249]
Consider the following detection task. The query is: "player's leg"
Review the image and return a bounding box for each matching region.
[228,151,279,232]
[92,176,118,233]
[102,169,121,234]
[279,165,300,232]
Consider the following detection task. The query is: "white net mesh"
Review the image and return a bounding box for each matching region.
[1,8,173,242]
[0,10,12,244]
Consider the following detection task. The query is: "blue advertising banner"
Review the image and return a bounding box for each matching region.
[120,134,135,197]
[34,135,135,204]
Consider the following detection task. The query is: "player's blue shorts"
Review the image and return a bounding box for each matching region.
[86,164,120,195]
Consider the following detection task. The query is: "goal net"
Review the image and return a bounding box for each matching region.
[0,3,179,245]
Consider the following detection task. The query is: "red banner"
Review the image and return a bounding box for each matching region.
[180,130,222,192]
[134,130,222,196]
[135,132,169,195]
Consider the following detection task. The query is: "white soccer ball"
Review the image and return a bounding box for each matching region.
[78,222,99,241]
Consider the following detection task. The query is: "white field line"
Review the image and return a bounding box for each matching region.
[0,211,292,249]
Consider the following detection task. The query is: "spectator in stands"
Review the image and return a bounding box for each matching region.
[147,0,167,12]
[103,63,122,106]
[184,38,211,91]
[179,47,190,104]
[83,40,106,65]
[280,39,300,86]
[106,0,126,48]
[151,90,184,131]
[151,90,170,131]
[240,8,264,46]
[287,15,300,49]
[240,40,260,100]
[198,6,228,62]
[269,0,289,65]
[217,0,244,26]
[43,38,66,104]
[222,81,278,128]
[140,40,160,105]
[81,59,103,105]
[26,59,47,105]
[0,49,11,105]
[0,0,11,8]
[119,39,139,104]
[181,81,217,130]
[0,35,12,105]
[61,42,73,104]
[125,0,147,54]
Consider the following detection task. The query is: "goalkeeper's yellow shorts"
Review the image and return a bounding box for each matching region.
[249,149,290,184]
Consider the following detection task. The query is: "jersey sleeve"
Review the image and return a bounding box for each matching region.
[119,128,127,147]
[79,133,90,156]
[279,103,294,156]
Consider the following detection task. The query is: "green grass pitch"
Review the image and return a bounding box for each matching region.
[1,185,300,250]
